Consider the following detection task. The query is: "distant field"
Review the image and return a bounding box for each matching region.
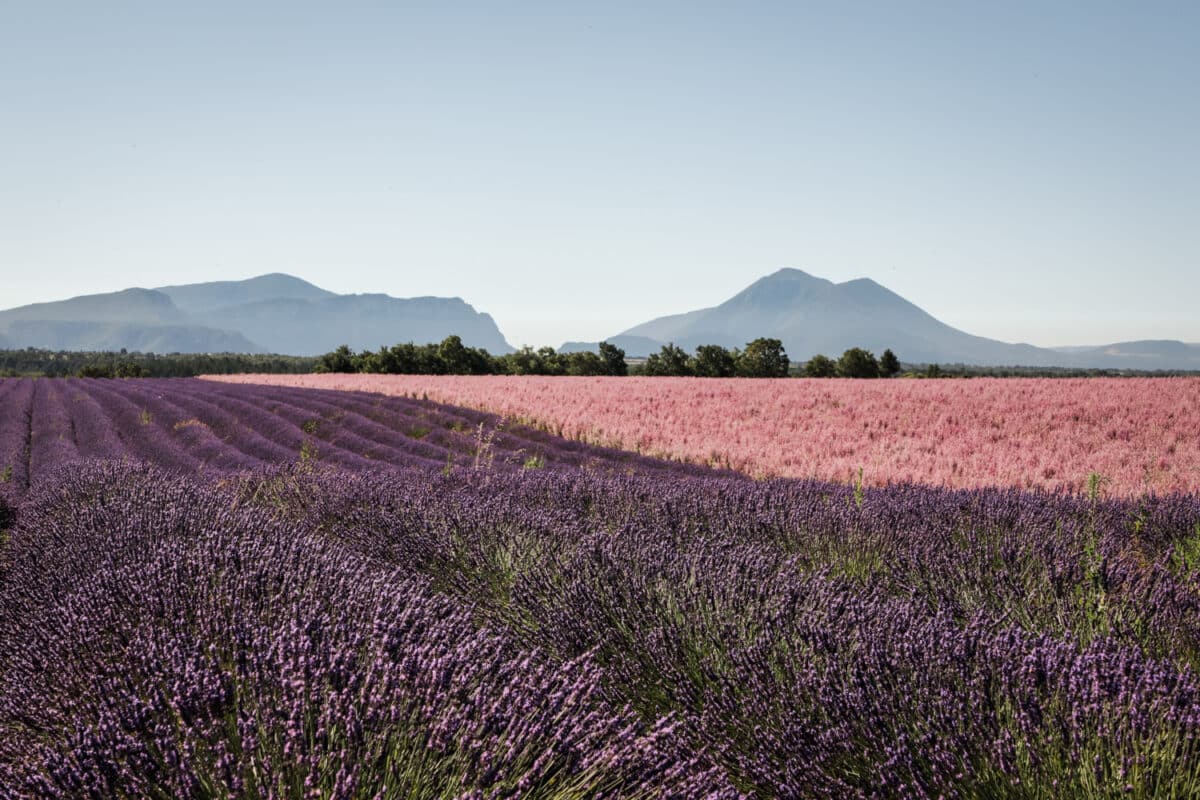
[0,377,699,505]
[206,374,1200,496]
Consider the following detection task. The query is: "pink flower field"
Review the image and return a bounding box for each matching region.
[205,375,1200,496]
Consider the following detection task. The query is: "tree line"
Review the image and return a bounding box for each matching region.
[0,348,317,378]
[315,337,904,379]
[10,342,1186,379]
[315,338,630,376]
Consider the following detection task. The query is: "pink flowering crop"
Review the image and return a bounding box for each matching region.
[204,375,1200,496]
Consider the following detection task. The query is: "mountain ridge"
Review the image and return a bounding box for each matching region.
[564,268,1200,370]
[0,275,514,356]
[3,269,1196,369]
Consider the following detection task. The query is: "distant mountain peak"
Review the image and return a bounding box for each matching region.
[762,267,823,282]
[609,268,1200,369]
[1,273,514,356]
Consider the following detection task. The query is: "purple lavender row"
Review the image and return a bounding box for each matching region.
[0,378,734,498]
[28,381,82,480]
[0,463,732,799]
[58,379,128,460]
[0,379,34,501]
[275,466,1200,797]
[187,380,445,471]
[197,379,726,476]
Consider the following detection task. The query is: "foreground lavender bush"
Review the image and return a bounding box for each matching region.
[0,464,729,799]
[268,467,1200,798]
[3,379,1200,797]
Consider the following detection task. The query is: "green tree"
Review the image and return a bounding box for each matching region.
[803,354,837,378]
[78,363,114,379]
[113,360,150,378]
[879,348,901,377]
[597,341,628,376]
[737,338,790,378]
[837,347,880,378]
[692,344,738,378]
[500,346,541,375]
[315,345,356,373]
[437,335,493,374]
[565,350,604,375]
[536,346,566,376]
[644,343,692,376]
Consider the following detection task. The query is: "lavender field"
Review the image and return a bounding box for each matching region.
[2,378,1200,798]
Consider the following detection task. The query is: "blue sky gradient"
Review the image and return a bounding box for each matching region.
[2,1,1197,348]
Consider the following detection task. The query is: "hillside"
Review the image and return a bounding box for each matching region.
[0,275,514,355]
[566,269,1200,369]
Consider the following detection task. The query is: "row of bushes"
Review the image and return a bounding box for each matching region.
[0,348,317,378]
[315,338,630,377]
[315,337,904,379]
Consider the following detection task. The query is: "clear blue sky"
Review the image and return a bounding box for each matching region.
[2,1,1197,348]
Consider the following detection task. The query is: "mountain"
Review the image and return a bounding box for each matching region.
[191,293,513,356]
[1048,340,1200,370]
[565,268,1200,370]
[157,273,335,313]
[0,275,514,356]
[560,335,663,356]
[1,320,262,354]
[0,288,180,325]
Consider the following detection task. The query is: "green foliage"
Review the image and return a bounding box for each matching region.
[314,345,356,374]
[472,421,503,471]
[736,338,789,378]
[298,439,319,463]
[302,337,912,380]
[1086,472,1110,502]
[692,345,738,378]
[438,335,494,375]
[522,454,546,469]
[1171,524,1200,578]
[77,363,114,379]
[138,409,153,426]
[837,348,880,379]
[643,343,692,377]
[803,354,838,378]
[597,341,628,376]
[564,350,605,376]
[879,348,900,377]
[0,465,11,483]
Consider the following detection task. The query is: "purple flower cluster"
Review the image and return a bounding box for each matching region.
[2,377,1199,797]
[279,468,1200,797]
[0,464,729,799]
[0,378,721,502]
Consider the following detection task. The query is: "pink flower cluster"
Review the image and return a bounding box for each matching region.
[204,375,1200,496]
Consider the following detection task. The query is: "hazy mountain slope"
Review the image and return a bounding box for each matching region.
[0,288,181,326]
[157,273,335,313]
[581,268,1196,368]
[607,268,1052,363]
[196,293,514,356]
[0,274,515,356]
[1049,340,1200,370]
[560,335,664,356]
[2,320,263,353]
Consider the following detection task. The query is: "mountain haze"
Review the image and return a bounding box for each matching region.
[157,273,335,313]
[0,275,513,356]
[565,269,1200,370]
